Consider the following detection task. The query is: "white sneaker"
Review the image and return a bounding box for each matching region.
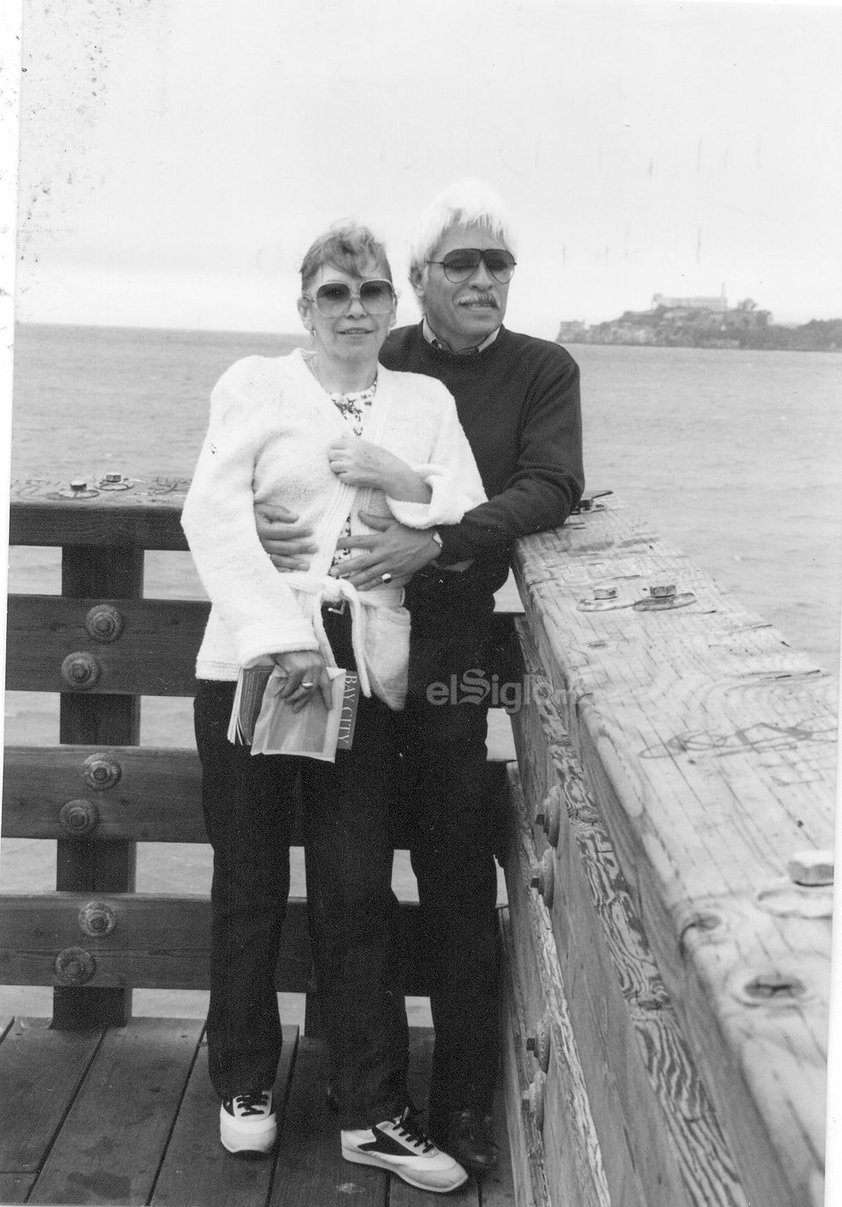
[220,1090,277,1156]
[342,1108,468,1193]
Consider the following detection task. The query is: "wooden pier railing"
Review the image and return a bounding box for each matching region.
[1,476,834,1207]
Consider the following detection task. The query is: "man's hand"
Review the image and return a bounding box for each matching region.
[331,513,439,590]
[254,504,317,571]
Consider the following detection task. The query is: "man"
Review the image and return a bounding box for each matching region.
[257,180,584,1172]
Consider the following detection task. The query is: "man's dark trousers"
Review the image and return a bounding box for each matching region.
[401,576,502,1135]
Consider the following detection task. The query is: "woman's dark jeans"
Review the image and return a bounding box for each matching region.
[194,610,409,1127]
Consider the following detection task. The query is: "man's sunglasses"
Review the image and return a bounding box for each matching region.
[426,248,516,284]
[303,279,396,318]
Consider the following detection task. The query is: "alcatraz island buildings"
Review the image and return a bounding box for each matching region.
[557,293,842,351]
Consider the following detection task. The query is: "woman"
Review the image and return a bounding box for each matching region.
[181,224,484,1194]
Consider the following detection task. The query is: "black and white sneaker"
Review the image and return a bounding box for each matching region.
[220,1089,277,1156]
[342,1108,468,1193]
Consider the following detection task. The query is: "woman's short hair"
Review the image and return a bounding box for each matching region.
[408,179,516,278]
[299,224,392,293]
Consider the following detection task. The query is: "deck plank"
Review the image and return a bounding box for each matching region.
[150,1025,298,1207]
[0,1173,36,1205]
[0,1017,103,1177]
[28,1017,204,1206]
[269,1034,387,1207]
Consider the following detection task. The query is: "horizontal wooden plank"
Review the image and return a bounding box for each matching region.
[9,478,190,550]
[0,894,429,996]
[513,497,834,1207]
[2,745,206,842]
[2,744,508,847]
[6,595,208,695]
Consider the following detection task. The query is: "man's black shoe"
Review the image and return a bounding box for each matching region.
[445,1108,498,1173]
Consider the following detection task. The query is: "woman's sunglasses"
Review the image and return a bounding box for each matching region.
[426,248,516,284]
[303,279,396,318]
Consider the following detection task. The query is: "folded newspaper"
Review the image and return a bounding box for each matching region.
[227,662,359,760]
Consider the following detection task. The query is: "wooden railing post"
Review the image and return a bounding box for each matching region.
[52,543,144,1029]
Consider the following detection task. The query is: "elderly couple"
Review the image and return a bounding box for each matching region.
[182,180,584,1194]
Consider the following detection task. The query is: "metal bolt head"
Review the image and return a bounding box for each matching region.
[104,472,122,483]
[650,584,677,599]
[70,479,87,492]
[593,586,618,601]
[59,798,99,836]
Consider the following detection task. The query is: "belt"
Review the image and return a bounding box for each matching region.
[286,573,404,698]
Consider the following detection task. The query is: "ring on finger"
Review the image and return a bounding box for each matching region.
[381,572,393,584]
[301,681,315,689]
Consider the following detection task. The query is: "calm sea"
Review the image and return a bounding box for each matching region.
[7,323,842,678]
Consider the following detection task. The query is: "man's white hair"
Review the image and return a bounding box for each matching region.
[408,178,517,277]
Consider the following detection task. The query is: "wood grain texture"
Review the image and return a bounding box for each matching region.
[499,912,550,1207]
[0,1017,103,1174]
[6,595,208,695]
[0,894,429,996]
[268,1034,388,1207]
[1,744,440,849]
[512,497,834,1207]
[54,542,143,1028]
[150,1026,298,1207]
[27,1017,204,1205]
[503,835,611,1207]
[0,1173,35,1205]
[9,478,191,549]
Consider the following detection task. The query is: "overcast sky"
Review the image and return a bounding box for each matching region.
[10,0,842,339]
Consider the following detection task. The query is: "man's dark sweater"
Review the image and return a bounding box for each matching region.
[380,322,584,592]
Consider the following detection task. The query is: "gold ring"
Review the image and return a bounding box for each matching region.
[381,572,392,584]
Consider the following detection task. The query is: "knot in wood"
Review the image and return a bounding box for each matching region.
[54,947,96,985]
[739,972,807,1005]
[61,652,101,690]
[78,901,117,938]
[82,752,122,791]
[59,798,99,836]
[85,604,124,643]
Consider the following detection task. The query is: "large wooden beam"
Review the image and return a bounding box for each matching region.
[8,477,190,549]
[511,497,834,1207]
[0,894,430,997]
[5,596,208,694]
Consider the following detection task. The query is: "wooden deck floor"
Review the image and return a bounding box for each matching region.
[0,1017,515,1207]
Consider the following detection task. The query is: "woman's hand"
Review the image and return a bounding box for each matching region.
[270,649,333,712]
[327,434,431,502]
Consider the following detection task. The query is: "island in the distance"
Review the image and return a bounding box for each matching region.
[557,293,842,351]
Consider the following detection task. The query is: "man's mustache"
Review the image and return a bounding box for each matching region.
[457,294,499,308]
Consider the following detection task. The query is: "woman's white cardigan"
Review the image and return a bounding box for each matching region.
[181,348,486,706]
